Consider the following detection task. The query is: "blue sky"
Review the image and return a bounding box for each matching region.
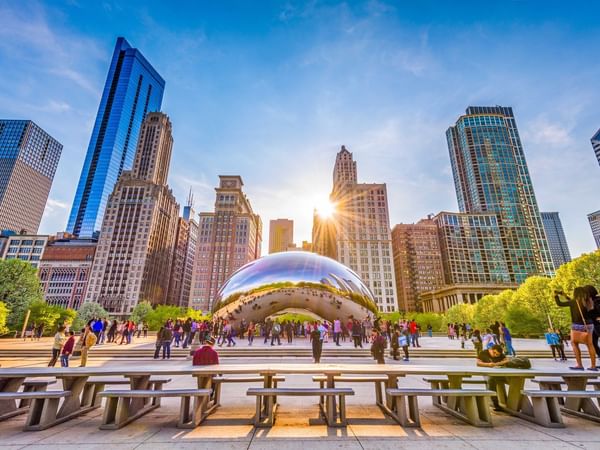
[1,0,599,257]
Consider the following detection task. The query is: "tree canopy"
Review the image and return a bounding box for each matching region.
[0,259,43,328]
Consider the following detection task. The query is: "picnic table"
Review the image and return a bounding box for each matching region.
[0,363,598,429]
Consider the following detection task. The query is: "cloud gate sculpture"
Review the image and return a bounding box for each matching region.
[211,251,379,324]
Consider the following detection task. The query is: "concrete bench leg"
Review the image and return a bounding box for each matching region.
[101,396,131,428]
[475,396,493,425]
[213,382,222,406]
[178,396,201,428]
[429,381,442,406]
[150,381,166,407]
[462,396,492,427]
[265,395,275,427]
[531,396,563,427]
[539,382,564,406]
[25,397,60,430]
[394,395,420,427]
[19,384,48,409]
[374,381,383,405]
[338,395,347,426]
[254,395,262,426]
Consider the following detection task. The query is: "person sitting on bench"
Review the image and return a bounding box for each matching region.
[193,336,219,366]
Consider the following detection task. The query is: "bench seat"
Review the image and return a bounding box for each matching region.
[312,375,387,404]
[247,387,354,427]
[83,377,172,408]
[522,389,600,427]
[212,375,284,406]
[386,388,495,428]
[98,388,211,429]
[423,376,486,385]
[0,391,71,430]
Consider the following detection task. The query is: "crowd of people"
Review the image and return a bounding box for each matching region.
[42,284,600,371]
[446,321,517,357]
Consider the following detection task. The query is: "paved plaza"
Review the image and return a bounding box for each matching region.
[1,336,598,449]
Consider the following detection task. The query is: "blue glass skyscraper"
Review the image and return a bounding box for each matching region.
[446,106,554,282]
[67,37,165,238]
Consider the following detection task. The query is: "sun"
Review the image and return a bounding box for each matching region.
[315,198,337,219]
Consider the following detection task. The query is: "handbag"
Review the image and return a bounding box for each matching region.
[574,298,590,339]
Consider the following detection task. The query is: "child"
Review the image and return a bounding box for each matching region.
[60,331,76,367]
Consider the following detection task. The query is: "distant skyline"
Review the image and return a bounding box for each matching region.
[1,1,599,257]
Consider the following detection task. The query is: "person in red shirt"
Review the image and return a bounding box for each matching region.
[60,331,76,367]
[193,336,220,365]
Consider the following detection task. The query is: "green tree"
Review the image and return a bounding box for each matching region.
[130,301,153,324]
[0,301,9,335]
[0,259,43,327]
[505,276,569,337]
[73,302,109,331]
[473,290,513,330]
[145,305,185,330]
[444,303,474,326]
[28,300,61,332]
[550,250,600,296]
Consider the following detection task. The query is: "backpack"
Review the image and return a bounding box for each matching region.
[504,357,531,369]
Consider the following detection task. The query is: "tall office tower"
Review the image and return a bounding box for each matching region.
[269,219,294,254]
[167,199,198,307]
[312,210,337,259]
[38,234,97,310]
[447,106,554,282]
[85,113,178,315]
[591,129,600,168]
[541,212,571,269]
[588,210,600,249]
[67,37,165,238]
[391,218,445,312]
[190,176,262,312]
[330,146,398,312]
[0,120,62,233]
[420,212,515,313]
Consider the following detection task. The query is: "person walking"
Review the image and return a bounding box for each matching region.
[161,326,173,359]
[399,327,410,361]
[370,330,387,364]
[310,324,323,363]
[501,322,516,356]
[60,331,76,367]
[271,322,282,346]
[48,327,65,367]
[352,319,363,348]
[333,318,342,346]
[80,325,97,367]
[154,327,164,359]
[471,329,483,354]
[247,321,255,345]
[390,326,400,361]
[555,286,598,370]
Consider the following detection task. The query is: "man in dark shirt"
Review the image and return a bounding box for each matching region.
[477,344,509,411]
[193,337,220,366]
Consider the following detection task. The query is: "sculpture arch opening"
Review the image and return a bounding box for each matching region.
[211,252,379,325]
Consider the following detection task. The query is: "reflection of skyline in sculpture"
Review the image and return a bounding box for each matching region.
[212,251,378,324]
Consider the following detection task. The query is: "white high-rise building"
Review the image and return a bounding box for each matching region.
[330,146,398,312]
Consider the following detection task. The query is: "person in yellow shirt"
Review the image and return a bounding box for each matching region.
[80,325,97,367]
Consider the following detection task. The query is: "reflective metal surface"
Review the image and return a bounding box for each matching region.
[212,251,378,323]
